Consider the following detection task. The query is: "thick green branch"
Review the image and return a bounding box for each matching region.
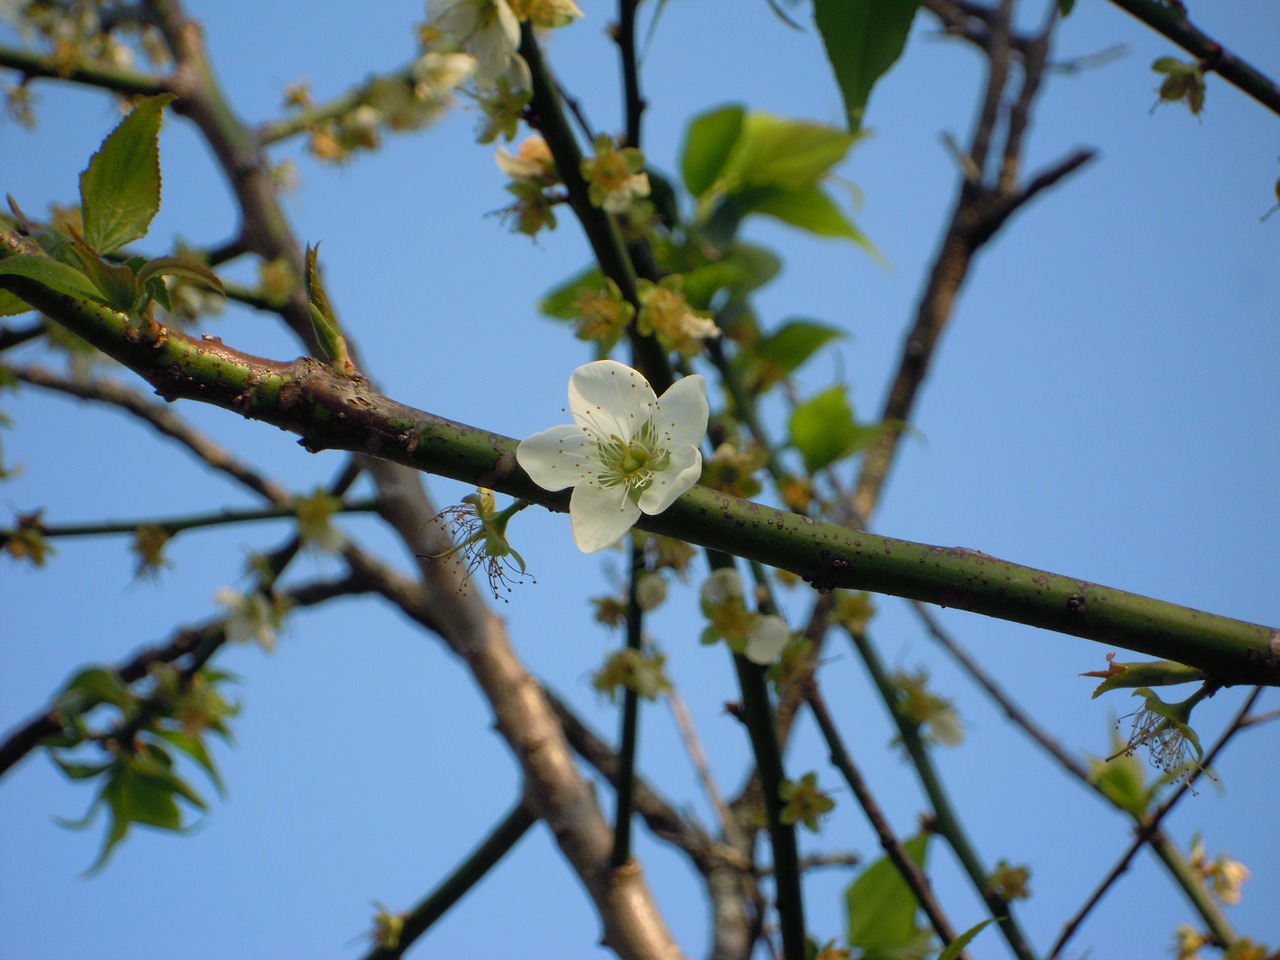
[5,261,1276,686]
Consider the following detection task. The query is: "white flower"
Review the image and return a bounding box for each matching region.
[745,614,790,665]
[426,0,520,89]
[517,360,708,553]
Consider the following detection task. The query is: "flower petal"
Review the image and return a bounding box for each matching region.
[517,424,598,492]
[653,374,709,449]
[745,615,790,665]
[568,359,657,439]
[637,443,701,515]
[570,480,641,553]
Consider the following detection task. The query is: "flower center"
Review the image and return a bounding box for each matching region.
[595,419,671,496]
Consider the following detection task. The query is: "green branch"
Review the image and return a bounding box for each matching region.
[0,45,167,97]
[848,628,1039,960]
[1,499,377,541]
[1105,0,1280,119]
[3,254,1277,686]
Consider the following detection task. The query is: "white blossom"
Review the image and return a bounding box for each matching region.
[517,360,708,553]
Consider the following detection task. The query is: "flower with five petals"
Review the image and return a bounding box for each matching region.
[517,360,708,553]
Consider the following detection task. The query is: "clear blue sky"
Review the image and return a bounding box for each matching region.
[2,2,1278,958]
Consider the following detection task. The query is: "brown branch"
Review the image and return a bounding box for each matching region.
[853,0,1093,522]
[9,363,293,504]
[0,574,369,778]
[807,684,966,956]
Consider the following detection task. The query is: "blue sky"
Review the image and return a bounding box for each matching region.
[2,2,1278,958]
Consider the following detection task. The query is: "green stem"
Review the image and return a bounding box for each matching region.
[611,542,645,868]
[807,685,962,952]
[256,64,416,145]
[734,652,805,960]
[1147,833,1235,948]
[0,45,166,97]
[1104,0,1280,119]
[363,800,538,960]
[848,628,1039,960]
[4,258,1278,685]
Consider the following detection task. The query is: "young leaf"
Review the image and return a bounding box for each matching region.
[78,93,175,254]
[738,183,872,249]
[681,103,745,199]
[789,385,857,473]
[757,318,846,376]
[0,255,110,305]
[723,113,858,191]
[845,832,931,955]
[814,0,922,132]
[937,920,993,960]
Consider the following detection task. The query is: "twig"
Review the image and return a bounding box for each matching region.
[362,799,538,960]
[612,542,646,868]
[1047,687,1263,959]
[0,44,166,97]
[0,573,369,778]
[667,686,738,846]
[807,684,966,955]
[1105,0,1280,119]
[0,498,378,542]
[847,628,1038,960]
[8,363,293,504]
[616,0,644,148]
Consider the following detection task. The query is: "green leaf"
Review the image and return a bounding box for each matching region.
[1057,0,1076,15]
[67,233,141,312]
[51,756,113,781]
[0,288,32,316]
[135,256,225,296]
[78,93,174,254]
[1086,657,1206,698]
[789,385,857,472]
[0,255,110,305]
[681,103,745,198]
[757,318,845,375]
[723,113,858,191]
[539,264,604,320]
[814,0,922,132]
[739,184,872,249]
[845,832,930,954]
[938,920,993,960]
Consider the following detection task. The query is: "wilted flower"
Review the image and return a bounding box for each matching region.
[428,488,532,599]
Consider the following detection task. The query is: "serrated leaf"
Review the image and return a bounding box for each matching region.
[758,318,845,375]
[681,103,745,198]
[789,385,857,472]
[845,832,930,953]
[938,920,993,960]
[79,94,174,254]
[815,0,922,132]
[0,255,110,305]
